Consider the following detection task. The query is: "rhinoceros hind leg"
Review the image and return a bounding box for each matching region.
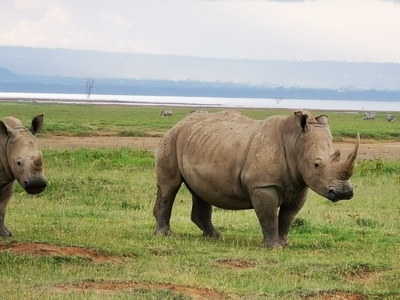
[191,194,220,238]
[153,182,182,236]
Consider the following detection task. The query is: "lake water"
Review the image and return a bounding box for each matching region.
[1,92,400,112]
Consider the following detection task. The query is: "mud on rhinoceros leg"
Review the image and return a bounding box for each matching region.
[251,187,285,248]
[191,194,220,238]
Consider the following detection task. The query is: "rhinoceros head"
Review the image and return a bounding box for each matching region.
[0,114,47,194]
[294,111,359,202]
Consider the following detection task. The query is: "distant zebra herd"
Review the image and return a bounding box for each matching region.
[363,112,396,122]
[160,109,395,122]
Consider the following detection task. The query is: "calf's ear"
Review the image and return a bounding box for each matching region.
[29,114,44,135]
[0,121,15,139]
[0,121,7,136]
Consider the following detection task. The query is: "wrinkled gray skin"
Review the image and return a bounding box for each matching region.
[154,110,360,247]
[0,114,47,237]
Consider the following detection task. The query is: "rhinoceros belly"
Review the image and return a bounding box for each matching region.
[179,147,253,210]
[183,171,253,210]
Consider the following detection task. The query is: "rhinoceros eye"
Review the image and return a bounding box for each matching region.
[16,159,23,167]
[314,159,322,169]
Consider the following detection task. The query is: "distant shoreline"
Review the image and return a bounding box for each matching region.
[1,92,400,112]
[0,97,221,108]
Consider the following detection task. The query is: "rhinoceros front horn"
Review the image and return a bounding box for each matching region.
[33,153,43,171]
[341,133,360,179]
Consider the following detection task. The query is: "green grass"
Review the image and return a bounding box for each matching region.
[1,102,399,140]
[1,148,399,299]
[1,102,400,299]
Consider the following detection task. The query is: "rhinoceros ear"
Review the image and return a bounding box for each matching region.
[294,110,309,131]
[29,114,44,135]
[316,115,333,138]
[0,121,8,138]
[316,115,329,128]
[0,121,15,139]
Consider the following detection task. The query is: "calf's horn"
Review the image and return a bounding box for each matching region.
[341,133,360,179]
[33,153,43,170]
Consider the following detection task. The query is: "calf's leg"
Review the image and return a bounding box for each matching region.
[0,183,14,237]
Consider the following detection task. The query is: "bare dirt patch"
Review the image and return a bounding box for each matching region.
[54,280,227,299]
[0,241,126,263]
[39,136,400,161]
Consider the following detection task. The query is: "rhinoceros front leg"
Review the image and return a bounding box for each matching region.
[278,188,308,245]
[0,185,13,237]
[191,194,220,238]
[250,187,284,248]
[0,214,12,237]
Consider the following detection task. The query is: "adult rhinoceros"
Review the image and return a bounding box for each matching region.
[153,110,359,247]
[0,114,48,237]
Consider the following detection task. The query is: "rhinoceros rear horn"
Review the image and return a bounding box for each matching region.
[341,133,360,179]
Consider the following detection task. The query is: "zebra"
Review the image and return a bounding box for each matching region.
[160,110,173,117]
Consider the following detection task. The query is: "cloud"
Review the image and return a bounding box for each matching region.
[0,0,399,63]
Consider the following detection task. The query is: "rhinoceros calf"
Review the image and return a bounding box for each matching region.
[0,114,47,236]
[154,110,359,247]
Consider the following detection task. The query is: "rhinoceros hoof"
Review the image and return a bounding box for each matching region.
[155,228,173,236]
[283,240,292,247]
[202,230,221,238]
[0,227,12,237]
[263,240,285,249]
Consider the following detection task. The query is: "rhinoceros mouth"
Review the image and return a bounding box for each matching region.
[23,178,48,195]
[25,186,46,195]
[328,188,354,202]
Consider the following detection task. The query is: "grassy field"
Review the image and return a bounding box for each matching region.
[1,102,400,299]
[0,101,399,140]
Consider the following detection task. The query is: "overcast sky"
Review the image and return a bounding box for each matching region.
[1,0,400,63]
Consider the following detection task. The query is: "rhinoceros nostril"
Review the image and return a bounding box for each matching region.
[328,189,336,201]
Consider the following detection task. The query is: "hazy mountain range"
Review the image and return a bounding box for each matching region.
[0,46,399,100]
